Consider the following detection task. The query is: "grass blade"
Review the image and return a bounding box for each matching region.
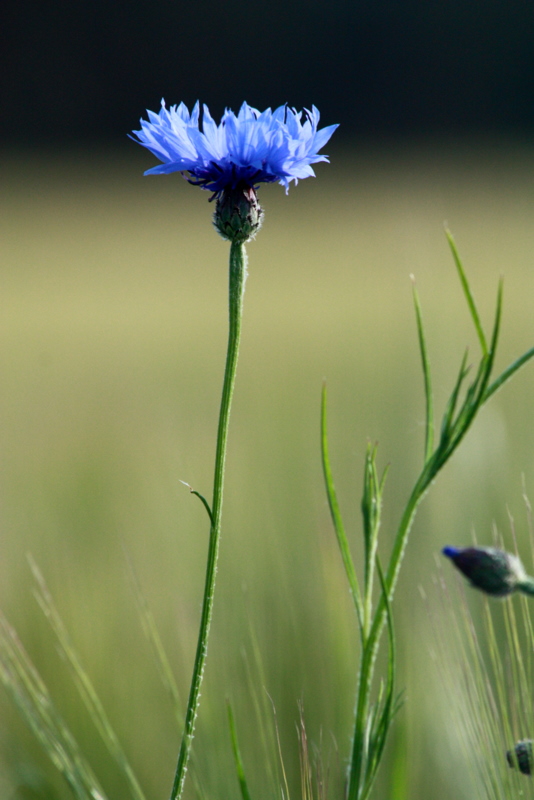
[179,481,214,524]
[483,345,534,404]
[0,612,108,800]
[321,383,363,628]
[29,558,146,800]
[411,276,434,461]
[445,229,488,356]
[439,350,470,443]
[227,701,253,800]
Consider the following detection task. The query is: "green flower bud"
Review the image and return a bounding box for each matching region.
[507,739,533,776]
[213,183,264,244]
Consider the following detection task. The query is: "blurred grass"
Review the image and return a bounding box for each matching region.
[0,140,533,799]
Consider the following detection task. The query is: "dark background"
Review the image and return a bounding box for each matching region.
[3,0,534,146]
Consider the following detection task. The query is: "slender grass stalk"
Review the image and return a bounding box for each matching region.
[227,701,254,800]
[170,240,247,800]
[321,384,363,630]
[0,613,108,800]
[28,557,147,800]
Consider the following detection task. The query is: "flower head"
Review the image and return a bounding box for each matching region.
[131,101,338,195]
[442,545,529,597]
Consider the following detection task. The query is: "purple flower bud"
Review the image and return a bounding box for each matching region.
[442,546,530,597]
[507,739,533,775]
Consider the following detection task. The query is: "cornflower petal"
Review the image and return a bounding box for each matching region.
[131,100,338,194]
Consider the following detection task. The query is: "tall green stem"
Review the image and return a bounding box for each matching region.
[347,480,425,800]
[170,241,247,800]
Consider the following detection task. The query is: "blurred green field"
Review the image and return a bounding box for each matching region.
[0,141,533,800]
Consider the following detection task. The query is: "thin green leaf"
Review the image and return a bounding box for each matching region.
[483,345,534,404]
[361,445,374,556]
[441,282,502,459]
[411,277,434,460]
[361,447,376,614]
[227,701,253,800]
[379,463,390,495]
[445,357,488,443]
[489,277,503,357]
[362,446,387,638]
[321,383,363,628]
[459,277,502,414]
[179,481,214,524]
[445,229,488,356]
[439,349,470,442]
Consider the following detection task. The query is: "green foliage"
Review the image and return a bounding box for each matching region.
[1,156,534,800]
[321,231,534,800]
[0,611,108,800]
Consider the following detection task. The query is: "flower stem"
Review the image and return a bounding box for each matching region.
[518,578,534,597]
[170,241,248,800]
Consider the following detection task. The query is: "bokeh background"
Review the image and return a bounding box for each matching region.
[2,2,534,799]
[4,0,534,145]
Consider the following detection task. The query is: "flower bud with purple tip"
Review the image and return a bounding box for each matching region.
[213,182,264,244]
[507,739,533,775]
[442,546,534,597]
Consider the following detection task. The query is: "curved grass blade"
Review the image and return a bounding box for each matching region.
[0,612,108,800]
[446,229,488,356]
[483,345,534,403]
[439,350,470,444]
[29,558,146,800]
[411,276,434,461]
[321,383,363,629]
[179,481,214,525]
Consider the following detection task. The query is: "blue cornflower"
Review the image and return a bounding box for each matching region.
[131,100,338,195]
